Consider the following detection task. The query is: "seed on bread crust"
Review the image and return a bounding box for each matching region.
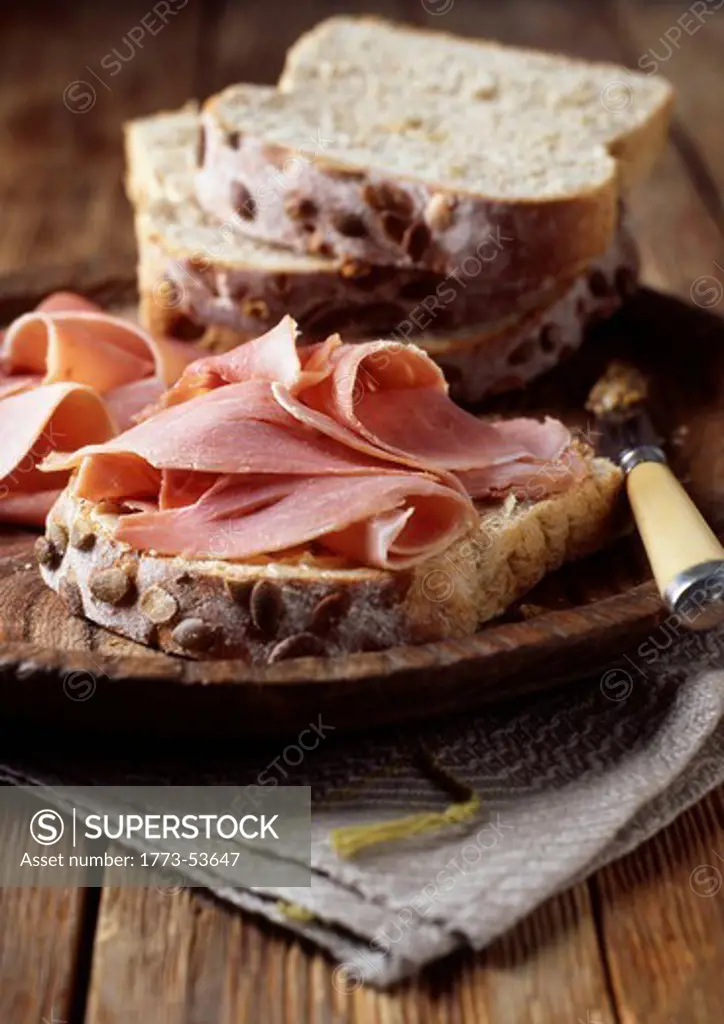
[332,212,368,238]
[250,580,283,636]
[140,586,178,625]
[34,536,59,569]
[196,126,206,167]
[403,222,432,262]
[89,567,135,606]
[339,259,371,280]
[70,519,96,551]
[224,579,253,607]
[362,182,414,218]
[285,196,318,222]
[267,632,326,663]
[309,591,352,635]
[424,193,455,231]
[242,298,270,320]
[47,522,69,558]
[59,578,84,617]
[380,211,408,244]
[226,130,241,149]
[307,231,334,258]
[172,617,216,653]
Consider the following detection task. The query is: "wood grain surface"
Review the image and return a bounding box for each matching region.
[1,0,724,1021]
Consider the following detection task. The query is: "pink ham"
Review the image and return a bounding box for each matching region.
[0,383,115,525]
[115,473,476,570]
[144,316,334,417]
[49,381,396,485]
[43,316,584,568]
[0,291,196,525]
[3,294,194,430]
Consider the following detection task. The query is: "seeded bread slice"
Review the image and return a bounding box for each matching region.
[38,456,622,664]
[132,106,638,398]
[127,106,637,399]
[197,25,671,280]
[126,107,587,345]
[422,220,639,402]
[140,212,637,401]
[197,82,618,283]
[280,16,674,191]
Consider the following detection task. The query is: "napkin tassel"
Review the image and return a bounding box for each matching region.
[331,749,480,858]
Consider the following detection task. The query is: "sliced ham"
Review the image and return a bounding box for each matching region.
[0,291,195,526]
[43,316,584,568]
[115,472,476,570]
[145,316,332,417]
[0,383,115,525]
[3,299,194,429]
[0,374,39,401]
[47,381,396,484]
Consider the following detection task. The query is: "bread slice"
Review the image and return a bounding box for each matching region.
[126,108,593,348]
[38,456,622,664]
[140,208,637,401]
[127,109,638,398]
[280,16,674,190]
[196,24,670,280]
[197,82,617,284]
[420,221,638,403]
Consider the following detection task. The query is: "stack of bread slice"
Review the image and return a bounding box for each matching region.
[126,16,672,402]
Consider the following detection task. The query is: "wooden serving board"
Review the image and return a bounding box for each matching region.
[1,271,723,737]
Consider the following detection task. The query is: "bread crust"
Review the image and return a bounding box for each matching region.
[38,457,623,664]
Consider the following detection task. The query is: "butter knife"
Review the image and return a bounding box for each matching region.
[587,360,724,629]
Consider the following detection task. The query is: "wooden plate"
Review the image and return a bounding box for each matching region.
[1,269,722,737]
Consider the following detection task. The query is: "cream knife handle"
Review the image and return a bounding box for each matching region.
[624,450,724,627]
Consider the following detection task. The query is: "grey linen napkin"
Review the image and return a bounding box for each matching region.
[4,620,724,988]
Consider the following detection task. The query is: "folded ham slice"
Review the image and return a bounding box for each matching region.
[0,383,115,524]
[115,473,475,569]
[47,317,585,569]
[2,291,194,430]
[0,292,195,526]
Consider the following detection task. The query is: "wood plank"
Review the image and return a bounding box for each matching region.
[595,786,724,1024]
[603,1,724,300]
[613,0,724,222]
[195,0,424,99]
[85,880,615,1024]
[472,885,616,1024]
[0,0,203,280]
[0,887,91,1022]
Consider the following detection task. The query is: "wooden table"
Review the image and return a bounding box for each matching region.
[2,0,724,1020]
